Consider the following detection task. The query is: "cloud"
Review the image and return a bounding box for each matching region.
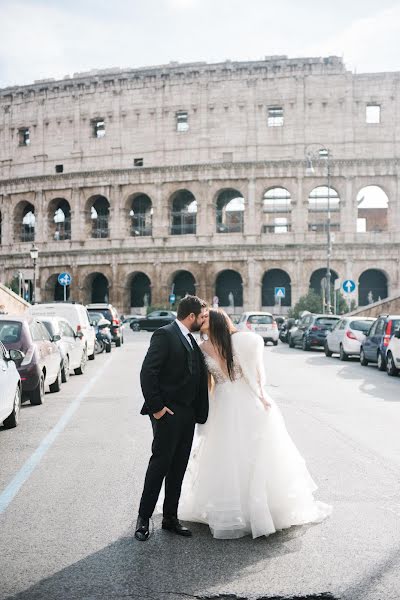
[305,6,400,72]
[166,0,199,10]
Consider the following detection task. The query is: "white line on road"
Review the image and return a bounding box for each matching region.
[0,354,115,515]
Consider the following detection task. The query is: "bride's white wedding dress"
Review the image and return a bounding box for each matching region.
[178,331,332,539]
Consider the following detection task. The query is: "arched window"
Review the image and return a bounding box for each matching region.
[51,199,71,241]
[262,269,292,307]
[45,274,71,301]
[309,268,339,312]
[90,196,110,238]
[129,195,152,236]
[357,186,388,232]
[358,269,388,305]
[15,202,35,242]
[263,188,292,233]
[170,190,197,235]
[216,189,244,233]
[130,273,151,307]
[308,186,340,233]
[171,271,196,300]
[215,270,243,308]
[90,273,109,303]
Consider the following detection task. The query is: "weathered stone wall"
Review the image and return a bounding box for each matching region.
[0,56,399,314]
[0,283,30,315]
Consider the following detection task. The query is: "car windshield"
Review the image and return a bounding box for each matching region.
[390,319,400,332]
[248,315,273,324]
[89,308,113,322]
[350,320,375,333]
[0,321,22,343]
[315,318,340,328]
[89,312,105,325]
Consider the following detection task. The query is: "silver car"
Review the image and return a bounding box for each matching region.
[0,341,23,429]
[39,316,87,380]
[325,316,376,360]
[236,311,279,345]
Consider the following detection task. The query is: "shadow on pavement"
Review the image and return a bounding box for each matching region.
[4,519,319,600]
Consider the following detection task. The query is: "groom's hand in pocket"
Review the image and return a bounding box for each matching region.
[153,406,174,420]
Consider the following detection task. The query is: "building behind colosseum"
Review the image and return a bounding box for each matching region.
[0,55,399,315]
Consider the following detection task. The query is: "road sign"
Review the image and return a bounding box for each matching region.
[343,279,356,293]
[275,287,286,299]
[58,272,72,287]
[169,293,176,304]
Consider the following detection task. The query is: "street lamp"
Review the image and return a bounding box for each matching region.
[305,145,332,314]
[29,243,39,304]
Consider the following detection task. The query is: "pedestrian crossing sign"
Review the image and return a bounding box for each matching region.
[275,287,286,299]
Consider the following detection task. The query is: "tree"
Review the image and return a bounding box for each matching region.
[288,290,323,319]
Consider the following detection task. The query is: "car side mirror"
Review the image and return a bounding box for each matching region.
[52,334,61,342]
[8,349,24,362]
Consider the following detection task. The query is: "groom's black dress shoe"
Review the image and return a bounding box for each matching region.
[134,516,150,541]
[162,516,192,537]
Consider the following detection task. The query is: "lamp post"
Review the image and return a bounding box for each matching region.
[305,145,332,314]
[29,243,39,304]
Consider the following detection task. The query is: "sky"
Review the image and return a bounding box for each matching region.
[0,0,399,88]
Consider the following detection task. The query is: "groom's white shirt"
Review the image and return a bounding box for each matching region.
[175,319,194,349]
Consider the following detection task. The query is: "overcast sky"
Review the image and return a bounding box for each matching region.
[0,0,399,88]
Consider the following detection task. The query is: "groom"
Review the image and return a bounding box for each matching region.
[135,295,209,541]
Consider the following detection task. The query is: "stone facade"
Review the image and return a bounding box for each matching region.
[0,56,399,314]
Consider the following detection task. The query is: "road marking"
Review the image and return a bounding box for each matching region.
[0,354,115,515]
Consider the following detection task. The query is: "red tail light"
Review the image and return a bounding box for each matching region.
[246,321,252,330]
[346,330,357,340]
[113,319,120,325]
[383,320,392,347]
[272,322,277,329]
[311,325,320,331]
[77,324,82,333]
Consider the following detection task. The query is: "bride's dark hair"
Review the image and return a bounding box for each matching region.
[207,309,237,381]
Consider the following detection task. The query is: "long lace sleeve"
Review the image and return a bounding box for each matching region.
[232,332,270,409]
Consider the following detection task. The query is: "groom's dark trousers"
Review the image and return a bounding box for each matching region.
[138,322,208,520]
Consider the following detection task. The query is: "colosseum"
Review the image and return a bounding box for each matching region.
[0,55,399,315]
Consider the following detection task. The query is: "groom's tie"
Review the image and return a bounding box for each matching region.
[187,333,198,349]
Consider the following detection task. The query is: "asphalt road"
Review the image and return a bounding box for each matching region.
[1,329,400,600]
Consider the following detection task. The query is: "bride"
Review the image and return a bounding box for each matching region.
[178,308,332,539]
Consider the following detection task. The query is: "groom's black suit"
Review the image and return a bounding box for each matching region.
[138,321,209,520]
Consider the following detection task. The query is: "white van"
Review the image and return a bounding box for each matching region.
[28,303,96,361]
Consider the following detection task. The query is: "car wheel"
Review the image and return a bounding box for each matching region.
[3,386,21,429]
[377,351,386,371]
[386,352,399,376]
[115,338,121,348]
[95,339,104,354]
[61,356,70,383]
[339,345,348,361]
[49,368,62,393]
[131,322,140,332]
[288,335,294,348]
[360,348,368,366]
[302,336,310,351]
[324,341,333,357]
[74,349,87,375]
[105,343,112,353]
[30,373,45,405]
[88,348,95,361]
[273,340,278,346]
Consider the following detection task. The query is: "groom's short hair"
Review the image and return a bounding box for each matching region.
[177,295,207,319]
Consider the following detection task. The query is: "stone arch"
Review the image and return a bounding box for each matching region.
[171,270,196,299]
[15,200,35,242]
[262,269,292,307]
[215,188,245,233]
[44,273,70,301]
[356,185,389,232]
[85,272,109,303]
[170,189,197,235]
[263,187,292,234]
[128,193,153,236]
[129,272,152,308]
[215,269,243,308]
[358,269,388,306]
[87,195,110,238]
[308,186,340,233]
[309,268,339,312]
[48,198,71,241]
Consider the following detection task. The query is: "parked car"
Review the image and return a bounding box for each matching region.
[87,304,123,347]
[360,314,400,370]
[129,310,177,331]
[28,302,96,361]
[324,317,376,360]
[122,314,145,328]
[236,311,279,345]
[0,341,23,429]
[289,313,340,350]
[279,318,296,343]
[0,315,62,405]
[386,327,400,376]
[39,316,87,379]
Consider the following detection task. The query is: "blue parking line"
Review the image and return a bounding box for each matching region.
[0,355,115,515]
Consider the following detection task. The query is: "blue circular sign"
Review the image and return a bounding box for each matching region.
[342,279,356,293]
[58,272,72,287]
[169,294,176,303]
